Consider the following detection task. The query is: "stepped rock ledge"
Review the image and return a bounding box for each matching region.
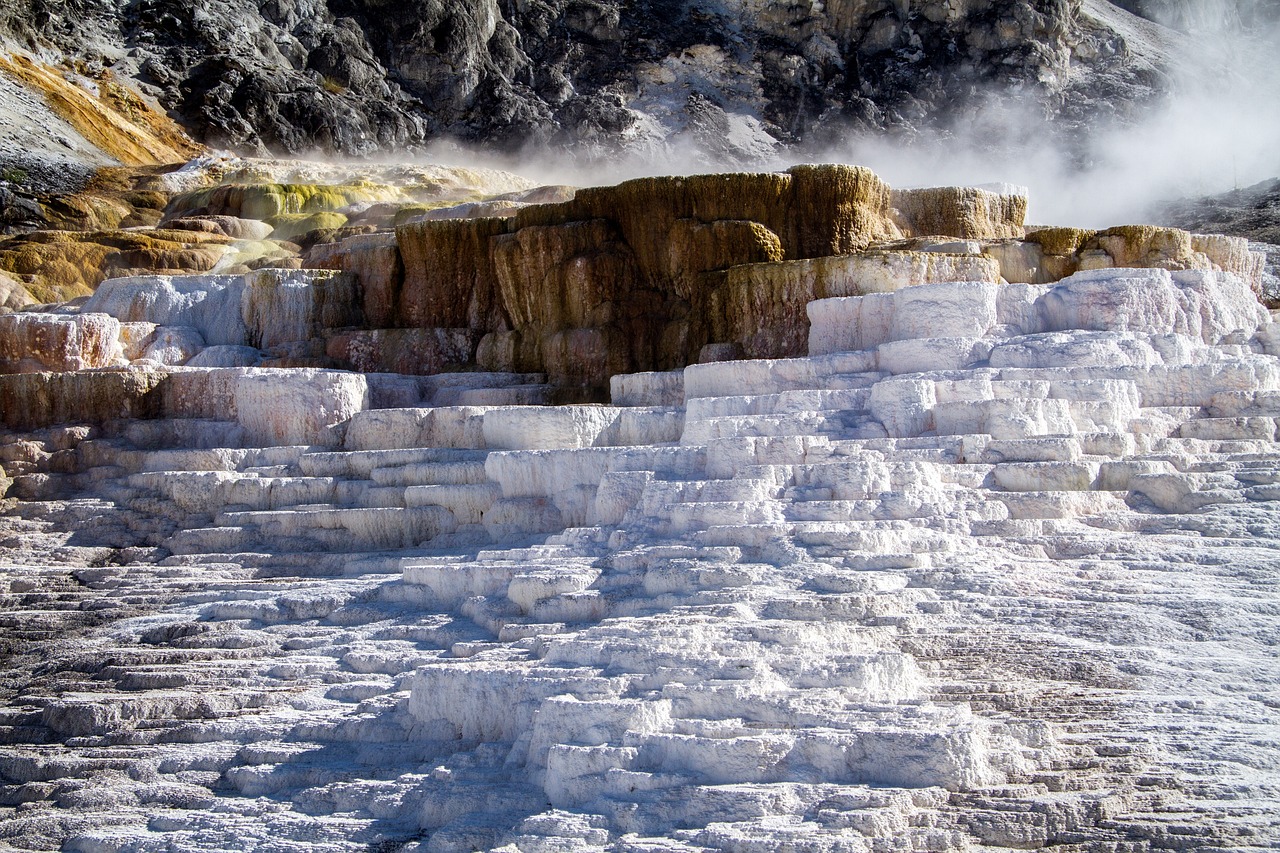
[1,162,1279,852]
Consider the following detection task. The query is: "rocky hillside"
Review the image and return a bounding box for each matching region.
[0,0,1192,169]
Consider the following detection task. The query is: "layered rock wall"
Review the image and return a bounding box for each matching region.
[365,166,910,390]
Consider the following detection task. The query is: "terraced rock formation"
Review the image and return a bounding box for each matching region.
[1,163,1278,851]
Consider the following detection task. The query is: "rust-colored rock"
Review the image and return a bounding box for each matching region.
[396,217,512,331]
[392,165,902,389]
[325,328,479,375]
[0,228,235,304]
[309,233,405,329]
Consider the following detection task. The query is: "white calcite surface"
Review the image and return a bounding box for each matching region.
[83,272,249,345]
[2,262,1279,853]
[83,268,360,359]
[234,368,370,447]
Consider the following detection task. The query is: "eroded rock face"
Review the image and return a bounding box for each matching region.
[0,366,167,429]
[988,225,1267,295]
[891,185,1027,240]
[386,166,907,389]
[2,174,1280,852]
[234,368,369,447]
[0,0,1192,161]
[0,312,123,372]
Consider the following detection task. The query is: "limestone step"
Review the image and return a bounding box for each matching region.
[166,525,259,555]
[683,352,880,400]
[342,406,492,452]
[669,500,787,531]
[349,485,407,509]
[989,490,1128,520]
[405,482,503,524]
[684,387,872,421]
[682,412,852,444]
[209,506,457,551]
[637,478,783,513]
[443,384,555,406]
[421,371,547,402]
[369,460,490,487]
[1177,416,1278,441]
[297,448,487,478]
[990,461,1102,492]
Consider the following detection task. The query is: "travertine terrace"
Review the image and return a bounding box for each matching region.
[1,161,1278,852]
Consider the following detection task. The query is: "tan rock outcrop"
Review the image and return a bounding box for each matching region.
[891,186,1027,240]
[0,367,168,430]
[1083,225,1194,269]
[0,271,34,314]
[389,165,902,389]
[1192,233,1266,296]
[0,228,235,304]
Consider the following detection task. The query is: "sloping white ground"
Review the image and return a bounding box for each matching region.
[2,266,1280,851]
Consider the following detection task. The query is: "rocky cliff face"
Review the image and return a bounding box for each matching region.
[0,0,1192,164]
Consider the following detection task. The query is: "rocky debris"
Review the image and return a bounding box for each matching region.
[0,54,198,166]
[0,186,46,234]
[0,0,1202,164]
[1,213,1280,849]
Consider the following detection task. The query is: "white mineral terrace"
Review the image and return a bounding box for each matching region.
[2,264,1279,851]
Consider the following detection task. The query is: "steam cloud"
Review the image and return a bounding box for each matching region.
[414,2,1277,230]
[831,1,1280,226]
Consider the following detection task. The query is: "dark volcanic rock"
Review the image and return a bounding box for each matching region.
[0,187,46,233]
[0,0,1193,161]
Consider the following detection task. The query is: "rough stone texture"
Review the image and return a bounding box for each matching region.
[0,227,234,305]
[0,311,123,372]
[0,269,33,313]
[393,166,903,389]
[0,366,167,428]
[83,273,249,346]
[0,0,1194,163]
[241,268,361,352]
[396,217,512,332]
[324,327,479,376]
[310,232,403,328]
[891,185,1028,240]
[3,218,1280,851]
[233,368,369,447]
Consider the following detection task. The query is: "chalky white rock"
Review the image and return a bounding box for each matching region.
[2,220,1279,853]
